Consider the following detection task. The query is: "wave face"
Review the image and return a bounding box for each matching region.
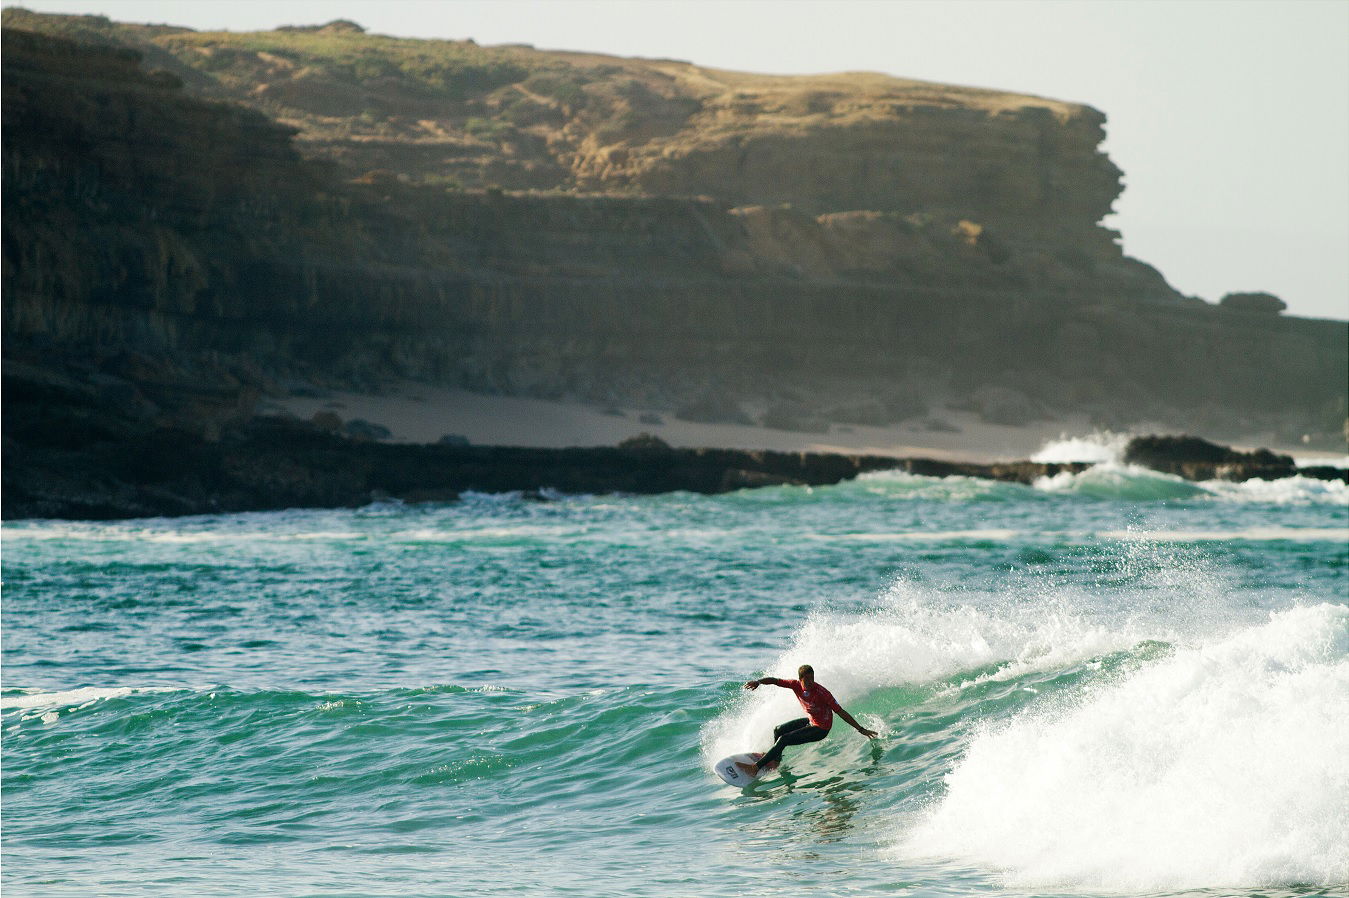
[3,452,1347,897]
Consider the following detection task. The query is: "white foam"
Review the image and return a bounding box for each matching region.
[1034,462,1205,500]
[0,523,108,541]
[853,470,1019,501]
[389,525,559,542]
[133,532,242,544]
[899,603,1349,891]
[0,524,367,543]
[288,531,367,541]
[1032,463,1349,505]
[701,584,1162,765]
[1295,454,1349,469]
[813,530,1023,542]
[1200,475,1349,505]
[0,685,179,711]
[1100,527,1349,543]
[1031,432,1130,464]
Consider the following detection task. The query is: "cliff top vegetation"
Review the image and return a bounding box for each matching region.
[2,7,1092,208]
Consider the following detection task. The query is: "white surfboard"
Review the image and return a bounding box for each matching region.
[713,752,769,787]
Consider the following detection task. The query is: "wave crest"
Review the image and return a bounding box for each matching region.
[899,603,1349,891]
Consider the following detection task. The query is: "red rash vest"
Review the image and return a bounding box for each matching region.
[762,678,843,730]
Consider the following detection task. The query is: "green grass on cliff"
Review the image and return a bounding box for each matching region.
[163,28,530,101]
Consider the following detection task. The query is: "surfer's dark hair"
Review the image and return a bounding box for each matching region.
[797,664,814,679]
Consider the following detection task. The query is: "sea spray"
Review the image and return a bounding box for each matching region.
[899,604,1349,892]
[851,470,1032,502]
[1029,432,1349,505]
[700,559,1243,767]
[1200,474,1349,505]
[1031,432,1132,465]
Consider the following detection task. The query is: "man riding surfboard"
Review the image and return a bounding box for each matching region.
[737,664,877,776]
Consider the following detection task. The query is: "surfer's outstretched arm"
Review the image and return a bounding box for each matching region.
[835,707,878,739]
[743,677,788,690]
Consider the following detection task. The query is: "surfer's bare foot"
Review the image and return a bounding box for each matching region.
[734,761,759,775]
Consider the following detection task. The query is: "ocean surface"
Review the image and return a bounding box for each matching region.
[4,438,1347,897]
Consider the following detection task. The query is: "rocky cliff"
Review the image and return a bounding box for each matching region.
[0,10,1129,264]
[0,16,1113,197]
[3,12,1347,506]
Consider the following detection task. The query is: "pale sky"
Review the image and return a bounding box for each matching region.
[10,0,1349,320]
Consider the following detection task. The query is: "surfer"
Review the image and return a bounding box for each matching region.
[737,664,877,776]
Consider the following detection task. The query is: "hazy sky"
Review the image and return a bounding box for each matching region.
[11,0,1349,320]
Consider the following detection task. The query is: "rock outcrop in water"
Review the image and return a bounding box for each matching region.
[7,408,1344,521]
[1120,435,1335,482]
[2,13,1346,520]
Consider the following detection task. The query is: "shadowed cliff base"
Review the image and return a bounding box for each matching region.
[3,398,1343,521]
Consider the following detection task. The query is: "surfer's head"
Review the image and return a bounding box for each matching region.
[797,664,814,685]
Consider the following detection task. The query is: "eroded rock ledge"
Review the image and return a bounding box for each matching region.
[4,420,1340,522]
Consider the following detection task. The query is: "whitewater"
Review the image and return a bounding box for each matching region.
[3,437,1346,897]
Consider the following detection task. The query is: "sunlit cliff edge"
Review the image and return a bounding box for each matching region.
[2,12,1346,517]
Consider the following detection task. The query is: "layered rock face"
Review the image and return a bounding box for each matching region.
[3,30,313,338]
[3,12,1347,489]
[593,93,1121,241]
[2,10,1119,253]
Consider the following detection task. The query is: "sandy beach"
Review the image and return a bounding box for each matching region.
[268,382,1104,463]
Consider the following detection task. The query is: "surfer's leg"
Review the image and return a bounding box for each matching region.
[736,719,811,776]
[759,722,828,769]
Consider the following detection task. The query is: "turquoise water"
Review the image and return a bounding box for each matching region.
[3,459,1348,896]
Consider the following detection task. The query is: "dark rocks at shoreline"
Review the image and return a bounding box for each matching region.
[4,347,1344,523]
[0,416,882,520]
[1,415,1071,521]
[8,413,1344,522]
[1122,434,1305,482]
